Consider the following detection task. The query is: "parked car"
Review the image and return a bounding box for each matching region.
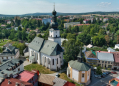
[95,75,98,78]
[55,73,59,78]
[111,71,117,74]
[97,75,101,78]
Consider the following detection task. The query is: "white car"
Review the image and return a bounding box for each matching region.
[97,75,101,78]
[95,75,98,78]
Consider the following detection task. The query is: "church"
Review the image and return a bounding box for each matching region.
[28,7,64,71]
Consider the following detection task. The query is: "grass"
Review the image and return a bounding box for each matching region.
[0,39,11,46]
[24,63,56,74]
[59,72,83,86]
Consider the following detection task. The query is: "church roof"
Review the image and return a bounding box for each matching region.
[68,60,91,71]
[29,37,63,56]
[29,37,45,52]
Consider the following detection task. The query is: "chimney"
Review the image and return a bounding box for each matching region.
[8,80,11,84]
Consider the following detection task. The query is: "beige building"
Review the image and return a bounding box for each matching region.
[67,60,91,85]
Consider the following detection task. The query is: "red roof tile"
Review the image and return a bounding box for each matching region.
[111,52,119,63]
[18,71,35,82]
[63,81,75,86]
[1,78,33,86]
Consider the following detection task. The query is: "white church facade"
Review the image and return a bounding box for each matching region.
[27,8,64,71]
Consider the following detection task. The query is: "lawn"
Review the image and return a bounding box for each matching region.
[59,72,83,86]
[24,63,56,74]
[0,39,11,46]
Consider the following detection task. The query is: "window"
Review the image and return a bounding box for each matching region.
[48,59,50,64]
[99,61,100,63]
[108,62,110,64]
[102,61,104,63]
[18,68,20,71]
[105,61,107,63]
[52,59,54,65]
[56,35,57,37]
[82,74,84,78]
[33,82,34,85]
[57,58,58,64]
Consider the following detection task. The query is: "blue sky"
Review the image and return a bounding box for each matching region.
[0,0,119,15]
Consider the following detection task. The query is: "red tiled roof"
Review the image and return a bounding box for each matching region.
[63,81,75,86]
[1,78,33,86]
[18,71,35,82]
[111,52,119,63]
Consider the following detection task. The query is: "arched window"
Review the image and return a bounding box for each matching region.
[57,58,58,64]
[56,35,57,37]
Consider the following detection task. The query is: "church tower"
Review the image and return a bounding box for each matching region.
[48,4,61,45]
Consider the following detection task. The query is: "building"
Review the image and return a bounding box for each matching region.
[0,78,33,86]
[97,51,114,68]
[87,44,93,48]
[63,81,75,86]
[108,76,119,86]
[115,44,119,49]
[103,18,109,22]
[0,59,24,79]
[1,24,6,27]
[42,18,51,25]
[53,78,67,86]
[107,47,115,52]
[85,50,98,66]
[67,51,91,85]
[14,27,18,31]
[7,21,11,24]
[38,74,55,86]
[0,45,20,63]
[64,22,80,29]
[17,70,39,86]
[83,19,89,24]
[27,8,64,71]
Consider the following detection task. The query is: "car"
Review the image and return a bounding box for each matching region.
[95,75,98,78]
[97,75,102,78]
[111,71,117,74]
[55,73,59,78]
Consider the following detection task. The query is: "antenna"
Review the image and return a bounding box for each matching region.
[54,2,55,10]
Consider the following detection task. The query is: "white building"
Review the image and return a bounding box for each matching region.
[28,8,64,71]
[64,22,80,29]
[103,18,109,22]
[115,44,119,49]
[7,21,11,24]
[0,45,20,64]
[42,18,51,25]
[14,27,18,31]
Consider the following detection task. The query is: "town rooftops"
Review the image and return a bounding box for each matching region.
[68,60,91,71]
[115,44,119,47]
[1,78,33,86]
[97,52,114,62]
[18,70,36,82]
[38,74,55,85]
[53,78,67,86]
[85,50,97,59]
[111,52,119,63]
[63,81,75,86]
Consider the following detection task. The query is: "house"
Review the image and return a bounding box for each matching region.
[38,74,55,86]
[3,43,12,49]
[7,21,11,24]
[0,59,24,79]
[14,27,18,31]
[42,18,51,25]
[67,51,91,85]
[85,50,98,66]
[97,51,114,68]
[17,70,39,86]
[63,81,75,86]
[83,19,89,24]
[23,47,29,57]
[0,78,33,86]
[115,44,119,49]
[107,47,115,52]
[87,44,93,48]
[0,45,20,63]
[53,78,67,86]
[64,22,80,29]
[1,24,6,27]
[27,8,64,71]
[103,18,109,22]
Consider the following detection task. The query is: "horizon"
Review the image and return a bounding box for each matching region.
[0,0,119,15]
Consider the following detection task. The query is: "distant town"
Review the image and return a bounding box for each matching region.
[0,4,119,86]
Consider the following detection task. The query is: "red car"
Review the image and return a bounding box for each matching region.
[111,71,117,74]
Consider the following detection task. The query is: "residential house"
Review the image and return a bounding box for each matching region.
[103,18,109,22]
[0,59,24,79]
[67,51,91,85]
[23,47,29,57]
[1,78,33,86]
[64,22,80,29]
[17,70,39,86]
[53,78,67,86]
[3,43,12,49]
[83,19,89,24]
[27,8,64,71]
[7,21,11,24]
[107,47,115,52]
[85,50,98,66]
[0,45,20,63]
[115,44,119,49]
[42,18,51,25]
[97,51,114,68]
[38,74,55,86]
[1,24,6,27]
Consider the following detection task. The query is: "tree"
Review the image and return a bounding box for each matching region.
[27,31,36,42]
[90,27,95,36]
[18,26,22,31]
[66,33,75,40]
[105,35,110,46]
[96,66,102,75]
[37,34,42,38]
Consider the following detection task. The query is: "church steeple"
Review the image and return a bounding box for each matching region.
[50,3,58,29]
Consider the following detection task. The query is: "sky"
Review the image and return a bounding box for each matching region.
[0,0,119,15]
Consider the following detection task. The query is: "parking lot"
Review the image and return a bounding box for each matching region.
[88,70,119,86]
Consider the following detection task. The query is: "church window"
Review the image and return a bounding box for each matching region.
[57,58,58,64]
[52,59,54,65]
[82,74,84,77]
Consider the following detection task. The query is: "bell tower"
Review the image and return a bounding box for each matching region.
[48,4,61,45]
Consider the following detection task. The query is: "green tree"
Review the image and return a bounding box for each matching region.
[96,66,102,75]
[37,34,42,38]
[28,31,36,42]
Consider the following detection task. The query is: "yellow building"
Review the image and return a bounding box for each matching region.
[67,51,91,86]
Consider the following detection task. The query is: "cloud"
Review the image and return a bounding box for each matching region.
[98,2,111,7]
